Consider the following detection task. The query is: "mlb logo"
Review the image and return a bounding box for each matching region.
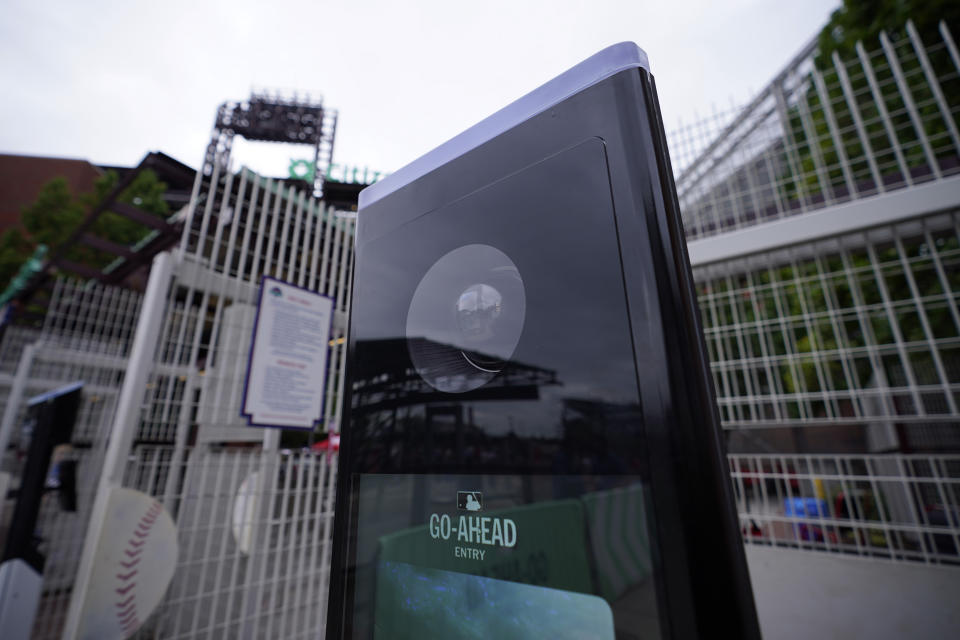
[457,491,482,511]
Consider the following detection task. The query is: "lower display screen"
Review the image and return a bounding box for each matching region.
[352,474,661,639]
[374,562,614,640]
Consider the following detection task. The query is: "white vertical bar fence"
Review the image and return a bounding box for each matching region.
[62,251,177,640]
[98,164,356,639]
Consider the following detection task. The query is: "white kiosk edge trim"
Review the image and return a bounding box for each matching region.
[358,42,650,209]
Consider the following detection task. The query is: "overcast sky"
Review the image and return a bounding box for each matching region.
[0,0,839,179]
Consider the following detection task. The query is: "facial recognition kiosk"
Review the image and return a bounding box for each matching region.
[326,44,760,639]
[0,382,83,639]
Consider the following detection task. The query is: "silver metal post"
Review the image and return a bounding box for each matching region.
[832,51,885,194]
[856,39,913,187]
[939,20,960,78]
[773,82,810,211]
[0,342,38,461]
[879,31,941,179]
[811,68,857,198]
[795,79,835,205]
[61,251,176,640]
[906,21,960,156]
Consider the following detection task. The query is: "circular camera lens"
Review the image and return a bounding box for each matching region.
[456,283,502,342]
[406,245,525,393]
[455,283,509,372]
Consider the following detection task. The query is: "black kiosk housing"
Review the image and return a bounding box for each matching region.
[327,44,759,639]
[2,382,83,570]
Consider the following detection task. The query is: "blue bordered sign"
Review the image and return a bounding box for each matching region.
[241,276,334,430]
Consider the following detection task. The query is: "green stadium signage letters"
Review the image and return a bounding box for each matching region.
[287,158,388,185]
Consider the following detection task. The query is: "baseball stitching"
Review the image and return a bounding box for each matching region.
[115,500,162,636]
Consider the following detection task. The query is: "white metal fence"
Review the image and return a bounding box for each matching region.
[730,453,960,564]
[0,325,40,375]
[679,20,960,576]
[0,325,40,469]
[669,20,960,240]
[0,278,143,639]
[119,446,337,639]
[1,162,355,638]
[694,210,960,438]
[58,164,356,639]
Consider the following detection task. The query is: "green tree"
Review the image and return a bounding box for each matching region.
[0,169,170,291]
[21,177,85,248]
[780,0,960,204]
[0,177,83,289]
[76,169,170,269]
[815,0,960,70]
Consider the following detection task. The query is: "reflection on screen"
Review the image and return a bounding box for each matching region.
[374,561,615,640]
[346,141,664,639]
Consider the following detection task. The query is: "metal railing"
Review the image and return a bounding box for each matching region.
[730,453,960,564]
[120,446,338,640]
[669,20,960,241]
[136,168,354,447]
[39,278,143,358]
[695,211,960,436]
[0,278,140,639]
[1,161,356,639]
[58,165,356,638]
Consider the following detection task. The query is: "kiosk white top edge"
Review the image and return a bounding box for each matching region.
[358,42,650,209]
[27,380,84,406]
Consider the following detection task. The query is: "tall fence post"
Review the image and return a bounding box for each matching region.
[61,251,176,640]
[0,341,38,463]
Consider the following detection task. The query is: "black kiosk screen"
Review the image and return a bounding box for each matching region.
[347,140,662,639]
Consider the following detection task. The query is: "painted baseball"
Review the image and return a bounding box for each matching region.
[232,471,260,555]
[78,487,178,640]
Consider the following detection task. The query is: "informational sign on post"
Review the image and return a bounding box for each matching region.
[242,276,334,430]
